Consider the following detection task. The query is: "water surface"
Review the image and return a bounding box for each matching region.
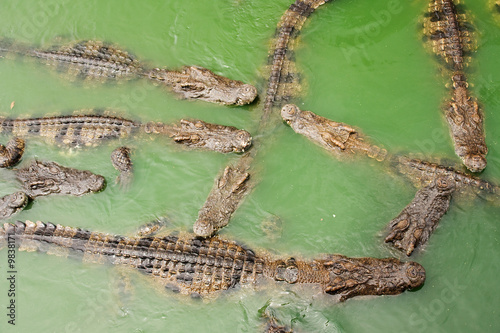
[0,0,499,332]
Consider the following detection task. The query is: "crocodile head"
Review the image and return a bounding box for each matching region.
[0,192,29,219]
[15,160,106,198]
[280,104,301,126]
[317,255,426,301]
[463,153,487,173]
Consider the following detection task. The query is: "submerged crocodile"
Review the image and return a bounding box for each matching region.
[385,176,456,256]
[111,146,133,187]
[262,0,331,125]
[0,114,252,153]
[0,137,25,168]
[194,154,252,237]
[14,160,106,198]
[281,104,388,161]
[0,192,28,220]
[0,39,257,106]
[422,0,487,172]
[0,220,425,300]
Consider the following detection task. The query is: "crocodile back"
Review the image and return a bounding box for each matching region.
[0,115,140,147]
[1,221,265,296]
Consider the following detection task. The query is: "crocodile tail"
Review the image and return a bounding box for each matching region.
[0,38,32,57]
[262,0,331,123]
[2,221,93,254]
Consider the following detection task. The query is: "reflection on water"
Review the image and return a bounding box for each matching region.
[0,0,499,332]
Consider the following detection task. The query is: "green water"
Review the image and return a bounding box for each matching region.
[0,0,499,332]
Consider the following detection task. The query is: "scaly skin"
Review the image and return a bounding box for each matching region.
[14,160,106,198]
[147,66,257,106]
[194,154,252,237]
[0,192,29,220]
[111,146,133,187]
[391,155,498,195]
[143,119,252,153]
[385,176,456,256]
[262,0,331,124]
[0,114,252,153]
[281,104,388,161]
[0,39,257,106]
[422,0,487,172]
[446,73,487,173]
[0,137,25,167]
[0,221,425,300]
[0,114,139,146]
[31,40,143,79]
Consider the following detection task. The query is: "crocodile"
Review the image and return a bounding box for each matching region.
[144,119,252,153]
[385,176,456,256]
[0,39,257,106]
[0,114,252,153]
[0,192,29,220]
[261,0,331,125]
[194,154,252,237]
[14,160,106,198]
[0,220,425,300]
[422,0,487,172]
[281,104,388,161]
[391,155,498,195]
[111,146,133,187]
[147,66,257,106]
[0,137,25,168]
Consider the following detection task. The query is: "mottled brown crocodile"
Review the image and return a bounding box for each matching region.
[111,146,133,187]
[0,192,28,220]
[194,154,252,237]
[0,137,25,168]
[422,0,487,172]
[0,39,257,106]
[261,0,331,125]
[14,160,106,198]
[0,220,425,300]
[0,114,252,153]
[281,104,388,161]
[385,176,456,256]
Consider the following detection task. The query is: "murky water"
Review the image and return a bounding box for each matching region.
[0,0,499,332]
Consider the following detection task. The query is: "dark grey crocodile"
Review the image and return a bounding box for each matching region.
[0,114,252,153]
[0,192,28,220]
[385,176,456,256]
[281,104,388,161]
[0,221,425,300]
[111,146,133,187]
[194,154,252,237]
[14,160,106,198]
[422,0,487,172]
[0,137,25,168]
[0,39,257,106]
